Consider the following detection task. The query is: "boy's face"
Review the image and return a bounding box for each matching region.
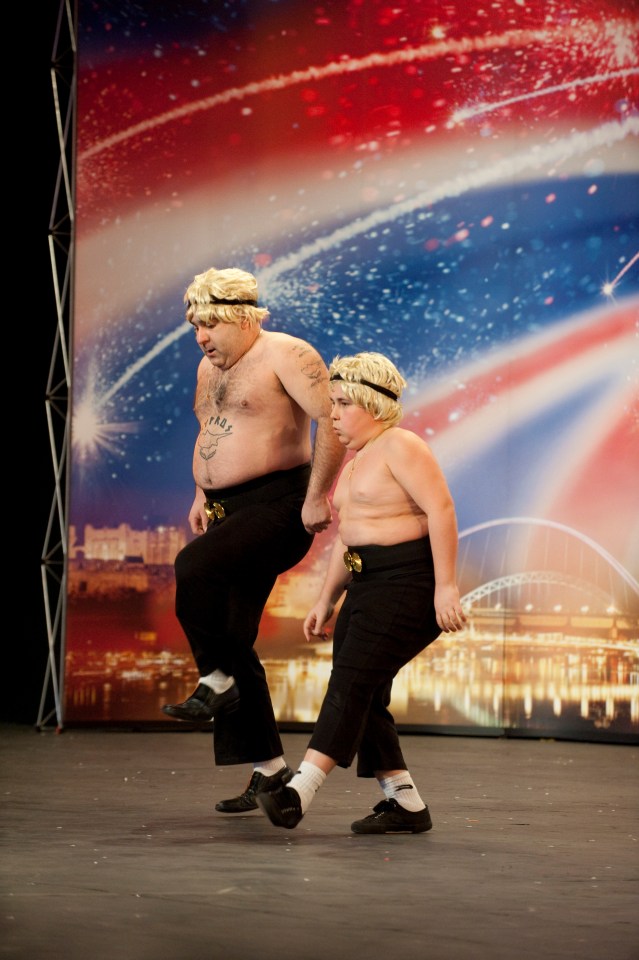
[329,383,375,449]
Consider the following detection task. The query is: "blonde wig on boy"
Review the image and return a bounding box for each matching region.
[185,266,270,328]
[329,352,406,427]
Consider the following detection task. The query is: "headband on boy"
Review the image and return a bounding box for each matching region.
[330,373,398,401]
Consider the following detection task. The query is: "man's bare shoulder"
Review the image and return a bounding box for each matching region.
[261,330,328,380]
[254,331,329,416]
[261,329,321,356]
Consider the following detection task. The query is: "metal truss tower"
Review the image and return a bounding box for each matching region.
[39,0,76,730]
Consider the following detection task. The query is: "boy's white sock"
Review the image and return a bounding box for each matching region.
[287,760,327,813]
[379,772,426,812]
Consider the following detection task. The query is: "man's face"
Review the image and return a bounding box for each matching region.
[190,316,250,369]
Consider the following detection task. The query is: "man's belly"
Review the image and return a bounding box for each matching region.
[193,444,310,490]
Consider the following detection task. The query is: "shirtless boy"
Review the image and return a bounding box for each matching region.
[255,351,467,834]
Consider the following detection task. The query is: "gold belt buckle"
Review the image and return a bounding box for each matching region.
[343,550,363,573]
[204,500,226,522]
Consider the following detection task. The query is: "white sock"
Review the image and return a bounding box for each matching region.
[287,760,327,814]
[253,757,287,776]
[379,772,426,812]
[199,669,235,694]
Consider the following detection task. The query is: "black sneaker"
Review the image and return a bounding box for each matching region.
[256,783,304,829]
[351,799,432,835]
[161,682,239,722]
[215,766,294,813]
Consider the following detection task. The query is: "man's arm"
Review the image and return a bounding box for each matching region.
[274,335,345,533]
[302,414,345,532]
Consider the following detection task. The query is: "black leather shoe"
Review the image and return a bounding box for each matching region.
[256,782,304,829]
[161,682,240,722]
[215,765,294,813]
[350,799,432,835]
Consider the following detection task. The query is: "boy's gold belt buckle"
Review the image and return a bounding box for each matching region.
[343,550,363,573]
[204,500,226,523]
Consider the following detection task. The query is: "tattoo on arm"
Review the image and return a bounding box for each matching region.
[292,344,326,387]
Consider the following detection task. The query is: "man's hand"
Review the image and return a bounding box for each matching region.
[188,493,209,535]
[301,494,333,534]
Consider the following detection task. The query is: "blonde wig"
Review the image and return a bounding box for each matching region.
[185,267,270,327]
[329,352,406,427]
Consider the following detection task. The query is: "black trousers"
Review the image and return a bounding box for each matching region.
[174,463,313,765]
[308,538,440,777]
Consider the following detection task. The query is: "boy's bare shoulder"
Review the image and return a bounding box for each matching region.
[384,426,428,450]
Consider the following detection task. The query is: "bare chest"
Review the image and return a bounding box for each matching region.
[195,365,274,422]
[336,451,413,512]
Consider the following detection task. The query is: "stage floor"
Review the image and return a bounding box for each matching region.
[1,724,637,960]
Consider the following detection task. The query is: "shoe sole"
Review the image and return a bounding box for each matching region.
[162,698,240,723]
[351,823,432,834]
[256,791,302,829]
[351,815,433,835]
[162,708,215,723]
[215,799,258,813]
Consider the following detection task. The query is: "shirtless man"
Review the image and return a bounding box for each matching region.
[162,266,344,813]
[256,351,467,834]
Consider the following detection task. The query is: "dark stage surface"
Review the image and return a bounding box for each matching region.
[1,725,637,960]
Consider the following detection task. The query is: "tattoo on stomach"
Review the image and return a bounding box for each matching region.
[198,416,233,461]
